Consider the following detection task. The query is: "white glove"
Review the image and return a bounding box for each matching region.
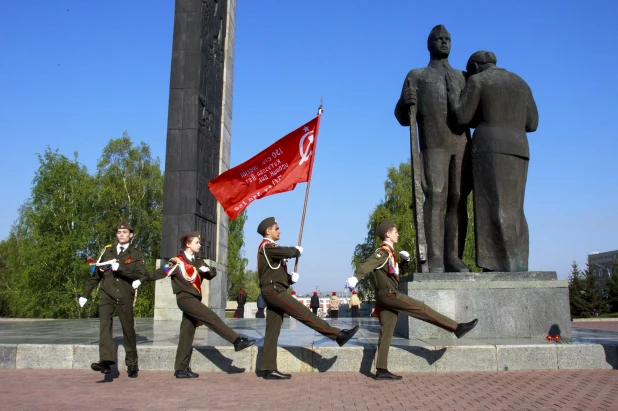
[290,272,300,283]
[111,262,120,271]
[199,266,210,273]
[132,280,141,289]
[78,297,87,307]
[346,277,358,290]
[399,250,410,261]
[294,246,303,255]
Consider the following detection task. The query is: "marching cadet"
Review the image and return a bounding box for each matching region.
[140,231,255,378]
[79,221,148,378]
[257,217,359,380]
[347,220,478,380]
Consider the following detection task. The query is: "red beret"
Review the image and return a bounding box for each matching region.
[352,291,357,294]
[313,292,318,295]
[291,291,296,295]
[332,292,336,295]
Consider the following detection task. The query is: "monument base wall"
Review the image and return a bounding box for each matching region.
[395,272,572,340]
[153,259,227,321]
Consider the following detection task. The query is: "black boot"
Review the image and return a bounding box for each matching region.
[91,361,113,374]
[375,368,402,380]
[174,368,199,378]
[234,336,257,352]
[455,319,478,338]
[263,370,292,380]
[336,325,359,347]
[127,364,139,378]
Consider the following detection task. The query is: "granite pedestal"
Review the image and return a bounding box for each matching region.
[395,271,572,340]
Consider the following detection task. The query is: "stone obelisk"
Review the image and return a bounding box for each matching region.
[155,0,236,320]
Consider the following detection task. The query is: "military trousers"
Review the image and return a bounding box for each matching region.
[98,294,137,366]
[175,293,239,371]
[351,306,360,318]
[261,287,339,371]
[375,291,458,369]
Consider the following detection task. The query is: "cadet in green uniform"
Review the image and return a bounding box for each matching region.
[257,217,360,380]
[143,231,256,378]
[79,221,148,378]
[347,220,478,380]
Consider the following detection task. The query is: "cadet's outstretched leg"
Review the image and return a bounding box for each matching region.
[175,313,197,370]
[262,305,284,371]
[382,292,457,332]
[376,307,398,370]
[263,289,339,340]
[176,296,239,344]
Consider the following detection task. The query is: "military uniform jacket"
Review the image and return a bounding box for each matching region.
[149,252,216,299]
[81,243,148,304]
[258,240,300,291]
[310,295,320,309]
[354,243,409,296]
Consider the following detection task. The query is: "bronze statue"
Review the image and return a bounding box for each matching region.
[394,25,472,273]
[446,51,539,272]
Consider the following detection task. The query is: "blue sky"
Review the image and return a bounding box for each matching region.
[1,1,617,294]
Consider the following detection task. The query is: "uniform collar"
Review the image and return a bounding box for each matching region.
[428,59,453,70]
[382,240,395,249]
[262,237,277,245]
[183,251,195,262]
[116,243,130,253]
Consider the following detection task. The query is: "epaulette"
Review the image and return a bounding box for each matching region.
[104,244,112,248]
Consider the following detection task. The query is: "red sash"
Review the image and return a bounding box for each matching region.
[380,243,399,276]
[175,253,202,294]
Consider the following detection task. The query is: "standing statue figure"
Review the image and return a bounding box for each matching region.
[394,24,472,273]
[446,51,539,272]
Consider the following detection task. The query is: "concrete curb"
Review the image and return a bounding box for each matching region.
[2,342,616,373]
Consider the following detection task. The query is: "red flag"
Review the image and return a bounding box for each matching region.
[208,116,321,220]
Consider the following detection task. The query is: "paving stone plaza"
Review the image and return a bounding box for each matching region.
[1,319,617,410]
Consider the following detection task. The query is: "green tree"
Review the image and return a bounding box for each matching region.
[351,160,478,301]
[568,261,587,318]
[227,211,248,299]
[581,262,610,317]
[0,134,163,319]
[94,133,163,317]
[605,261,618,313]
[242,269,260,302]
[0,149,98,318]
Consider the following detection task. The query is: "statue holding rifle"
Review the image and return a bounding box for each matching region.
[394,24,472,273]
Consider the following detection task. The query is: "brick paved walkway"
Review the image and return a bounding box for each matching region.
[1,370,617,411]
[572,321,618,333]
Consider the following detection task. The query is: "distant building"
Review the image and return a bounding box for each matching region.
[588,250,618,283]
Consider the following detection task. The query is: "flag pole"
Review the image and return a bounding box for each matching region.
[294,101,323,272]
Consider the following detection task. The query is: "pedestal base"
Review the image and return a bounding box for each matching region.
[395,271,571,340]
